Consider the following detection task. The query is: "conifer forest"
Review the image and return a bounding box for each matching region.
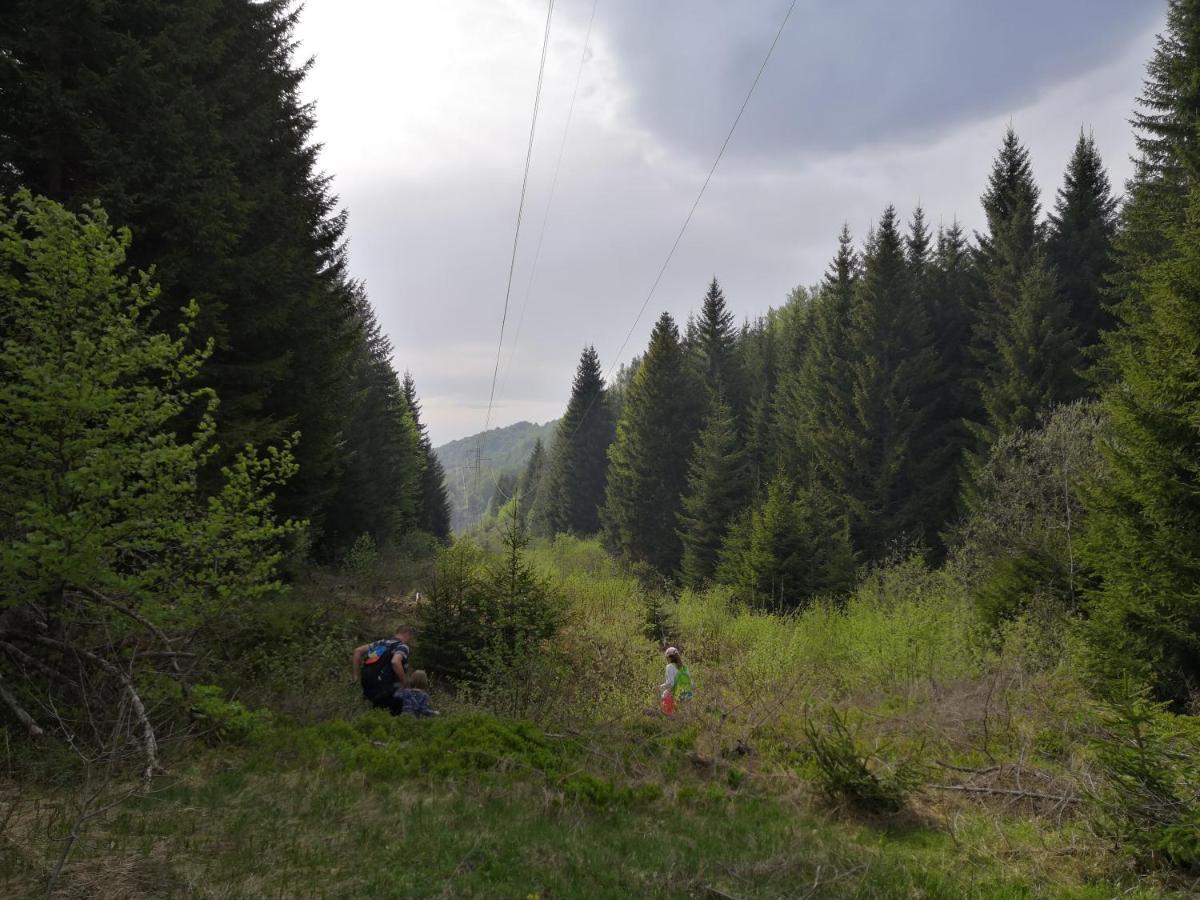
[2,2,1200,897]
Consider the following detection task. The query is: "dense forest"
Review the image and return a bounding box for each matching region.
[2,0,1200,896]
[0,0,451,558]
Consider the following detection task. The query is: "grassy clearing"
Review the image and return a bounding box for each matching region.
[2,537,1193,897]
[0,712,1163,898]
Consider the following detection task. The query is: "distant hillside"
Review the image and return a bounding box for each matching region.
[435,420,558,532]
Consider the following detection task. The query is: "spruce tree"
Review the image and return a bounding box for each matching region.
[1084,187,1200,707]
[981,257,1081,436]
[516,438,548,528]
[0,0,362,537]
[1047,132,1119,354]
[972,129,1083,445]
[677,395,750,587]
[835,206,948,557]
[1117,0,1200,284]
[691,278,745,410]
[715,477,854,610]
[537,347,614,536]
[602,314,700,573]
[929,221,981,519]
[773,226,858,484]
[402,372,452,540]
[323,292,423,552]
[1082,4,1200,705]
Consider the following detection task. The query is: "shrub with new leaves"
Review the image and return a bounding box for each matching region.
[0,192,300,774]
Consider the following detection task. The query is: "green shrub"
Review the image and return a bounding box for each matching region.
[420,523,563,707]
[347,533,381,592]
[1088,687,1200,871]
[803,709,922,813]
[191,685,272,744]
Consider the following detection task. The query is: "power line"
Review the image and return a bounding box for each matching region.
[569,0,799,442]
[494,0,602,410]
[482,0,557,436]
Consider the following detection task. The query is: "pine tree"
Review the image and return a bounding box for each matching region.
[773,226,857,484]
[677,395,750,587]
[402,372,452,540]
[716,477,854,610]
[602,313,701,573]
[1083,186,1200,707]
[0,0,363,537]
[537,347,614,536]
[973,129,1083,445]
[1117,0,1200,285]
[1047,132,1119,353]
[516,438,548,527]
[323,292,423,552]
[691,278,745,410]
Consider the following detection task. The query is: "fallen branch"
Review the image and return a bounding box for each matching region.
[930,783,1079,804]
[0,670,43,737]
[19,634,160,781]
[935,760,1001,775]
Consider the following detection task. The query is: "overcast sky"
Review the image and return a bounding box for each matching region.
[294,1,1164,447]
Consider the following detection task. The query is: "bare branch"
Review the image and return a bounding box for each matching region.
[17,634,161,781]
[0,669,44,737]
[929,783,1079,804]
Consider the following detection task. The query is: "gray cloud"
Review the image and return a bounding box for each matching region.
[596,0,1160,158]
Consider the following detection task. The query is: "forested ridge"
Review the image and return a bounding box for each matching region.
[2,1,1200,896]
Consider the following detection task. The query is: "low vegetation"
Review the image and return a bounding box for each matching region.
[4,533,1198,897]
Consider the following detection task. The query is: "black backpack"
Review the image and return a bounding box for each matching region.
[361,640,406,703]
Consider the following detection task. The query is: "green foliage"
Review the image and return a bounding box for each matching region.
[603,312,701,574]
[716,476,854,609]
[0,1,379,536]
[772,228,857,486]
[419,523,563,705]
[956,402,1104,627]
[1083,188,1200,706]
[0,192,300,748]
[320,297,427,554]
[972,129,1084,449]
[346,533,382,593]
[534,346,614,537]
[1088,686,1200,871]
[689,278,747,414]
[803,709,923,813]
[677,394,750,588]
[190,685,271,745]
[402,372,453,540]
[516,437,548,527]
[1047,131,1119,352]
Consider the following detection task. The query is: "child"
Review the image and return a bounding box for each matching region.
[393,669,438,718]
[658,646,693,715]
